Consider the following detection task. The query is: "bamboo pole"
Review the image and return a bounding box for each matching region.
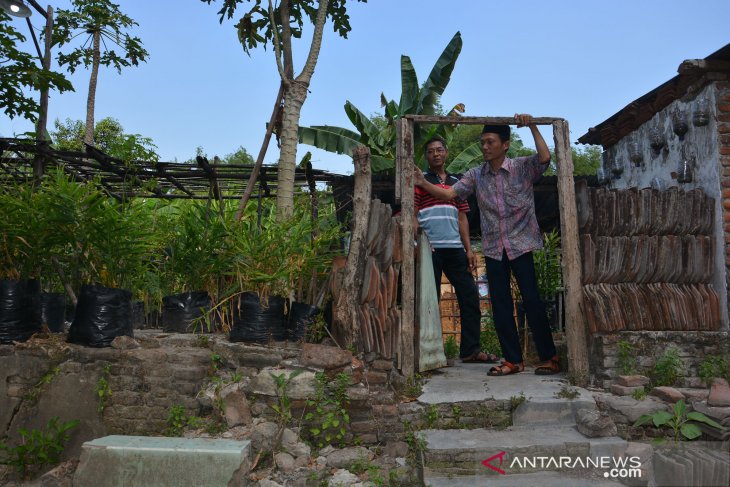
[553,119,589,386]
[234,82,285,221]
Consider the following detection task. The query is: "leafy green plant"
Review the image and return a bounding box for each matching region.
[210,353,223,373]
[304,372,351,448]
[616,339,638,375]
[271,370,303,427]
[634,399,724,443]
[480,313,501,358]
[95,364,113,413]
[403,374,423,399]
[164,405,201,437]
[632,388,648,401]
[533,230,562,299]
[555,385,579,400]
[443,336,458,360]
[24,366,60,405]
[424,404,439,428]
[510,392,526,409]
[0,417,79,479]
[349,454,387,485]
[699,355,729,386]
[306,313,329,343]
[651,347,683,387]
[451,405,462,425]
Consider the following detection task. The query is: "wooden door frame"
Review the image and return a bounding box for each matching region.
[395,115,589,385]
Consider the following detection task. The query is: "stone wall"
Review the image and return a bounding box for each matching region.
[0,331,512,461]
[589,331,729,388]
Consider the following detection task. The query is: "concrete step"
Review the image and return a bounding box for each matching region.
[421,425,627,478]
[73,435,251,487]
[512,388,596,426]
[425,471,626,487]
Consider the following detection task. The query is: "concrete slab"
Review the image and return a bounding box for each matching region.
[512,394,596,426]
[425,471,626,487]
[73,435,251,487]
[419,361,577,404]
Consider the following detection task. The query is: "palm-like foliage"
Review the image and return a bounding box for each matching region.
[299,32,464,172]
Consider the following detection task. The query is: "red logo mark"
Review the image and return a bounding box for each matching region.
[482,451,507,475]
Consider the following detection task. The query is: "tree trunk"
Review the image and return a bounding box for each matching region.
[274,0,329,219]
[275,81,308,218]
[84,30,101,147]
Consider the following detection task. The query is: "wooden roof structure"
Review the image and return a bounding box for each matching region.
[0,137,346,200]
[578,43,730,148]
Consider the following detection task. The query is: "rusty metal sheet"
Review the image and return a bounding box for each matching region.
[416,232,447,372]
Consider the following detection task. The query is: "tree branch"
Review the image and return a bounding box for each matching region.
[297,0,329,84]
[268,0,288,85]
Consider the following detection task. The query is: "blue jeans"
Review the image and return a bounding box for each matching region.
[432,248,482,358]
[485,250,556,364]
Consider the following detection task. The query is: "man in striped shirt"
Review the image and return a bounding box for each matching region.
[415,136,497,363]
[414,115,560,376]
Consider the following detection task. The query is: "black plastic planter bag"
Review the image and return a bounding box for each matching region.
[131,300,146,329]
[41,292,66,333]
[0,279,41,343]
[68,285,133,347]
[162,291,211,333]
[287,302,318,341]
[230,292,286,343]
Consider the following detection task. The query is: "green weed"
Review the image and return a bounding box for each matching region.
[0,417,79,480]
[651,347,682,387]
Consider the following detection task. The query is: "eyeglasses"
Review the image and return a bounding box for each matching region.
[426,148,446,155]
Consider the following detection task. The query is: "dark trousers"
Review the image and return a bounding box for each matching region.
[432,248,481,358]
[485,250,556,364]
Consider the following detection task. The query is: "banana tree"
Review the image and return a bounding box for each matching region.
[299,31,464,172]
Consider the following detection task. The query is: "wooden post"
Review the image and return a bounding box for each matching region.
[333,146,372,348]
[553,120,589,386]
[396,118,415,377]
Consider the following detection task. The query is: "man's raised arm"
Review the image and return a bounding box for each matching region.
[413,166,457,201]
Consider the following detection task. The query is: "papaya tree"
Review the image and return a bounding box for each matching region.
[298,31,464,173]
[52,0,148,147]
[0,11,72,123]
[203,0,365,219]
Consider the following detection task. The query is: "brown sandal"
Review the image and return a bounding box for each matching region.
[462,351,499,363]
[534,356,560,375]
[487,361,524,376]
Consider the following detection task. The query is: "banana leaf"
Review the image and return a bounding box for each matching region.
[417,31,462,115]
[398,55,419,115]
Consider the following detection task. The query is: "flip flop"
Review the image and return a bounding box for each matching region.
[487,361,524,376]
[461,351,499,363]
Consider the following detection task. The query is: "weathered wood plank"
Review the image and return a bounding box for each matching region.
[333,146,372,349]
[406,115,563,125]
[397,118,415,376]
[553,120,589,386]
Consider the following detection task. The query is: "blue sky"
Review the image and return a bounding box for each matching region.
[2,0,729,174]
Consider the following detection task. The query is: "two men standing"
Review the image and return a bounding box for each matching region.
[415,114,560,376]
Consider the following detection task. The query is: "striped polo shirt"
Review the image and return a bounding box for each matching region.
[415,171,470,249]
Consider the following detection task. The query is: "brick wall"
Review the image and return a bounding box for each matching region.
[718,79,730,308]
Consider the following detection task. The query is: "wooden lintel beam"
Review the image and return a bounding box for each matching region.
[405,115,564,125]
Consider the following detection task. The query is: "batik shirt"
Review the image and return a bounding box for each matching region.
[452,154,548,260]
[415,171,469,249]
